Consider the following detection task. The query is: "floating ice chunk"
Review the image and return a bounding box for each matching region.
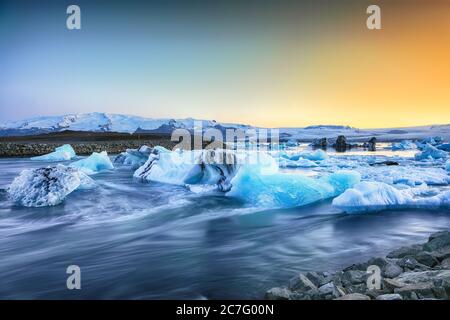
[446,160,450,172]
[278,158,318,168]
[414,144,447,161]
[30,144,76,161]
[391,140,417,151]
[134,149,239,191]
[333,181,449,213]
[226,166,360,208]
[437,143,450,152]
[115,145,153,170]
[290,149,328,161]
[70,151,114,175]
[419,136,443,147]
[7,165,95,207]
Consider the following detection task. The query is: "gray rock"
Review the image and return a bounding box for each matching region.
[394,282,435,299]
[384,262,403,278]
[395,270,450,285]
[387,244,423,259]
[318,282,342,299]
[335,293,370,300]
[304,271,322,287]
[265,287,291,300]
[342,270,368,286]
[382,278,406,292]
[431,246,450,262]
[423,231,450,252]
[376,294,403,300]
[414,251,439,267]
[289,273,318,292]
[440,258,450,269]
[397,256,420,270]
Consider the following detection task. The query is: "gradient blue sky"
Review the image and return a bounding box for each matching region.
[1,0,449,128]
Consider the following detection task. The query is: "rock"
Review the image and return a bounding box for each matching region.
[384,262,403,278]
[365,137,377,151]
[382,278,406,292]
[423,231,450,252]
[334,135,347,152]
[395,270,450,286]
[431,246,450,262]
[440,258,450,269]
[304,271,322,287]
[397,257,420,270]
[335,293,370,300]
[387,244,423,259]
[311,138,328,149]
[376,294,403,300]
[414,251,439,267]
[318,282,342,299]
[289,273,318,292]
[369,161,399,166]
[366,289,389,299]
[341,270,368,286]
[394,282,435,299]
[265,287,291,300]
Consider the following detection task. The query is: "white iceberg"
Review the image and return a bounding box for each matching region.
[332,181,450,213]
[134,148,239,191]
[30,144,76,161]
[226,162,360,208]
[289,149,328,161]
[414,144,447,161]
[8,165,95,207]
[115,146,153,170]
[278,157,318,168]
[70,151,114,175]
[391,140,417,151]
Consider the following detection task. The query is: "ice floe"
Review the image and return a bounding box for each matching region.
[415,144,448,161]
[69,151,114,175]
[333,181,450,213]
[30,144,76,161]
[114,145,153,169]
[8,165,95,207]
[391,140,417,151]
[134,148,239,191]
[226,161,360,208]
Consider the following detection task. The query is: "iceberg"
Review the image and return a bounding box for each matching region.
[391,140,417,151]
[115,145,153,170]
[8,165,95,207]
[333,181,450,213]
[414,144,447,161]
[278,157,318,168]
[30,144,76,161]
[446,160,450,172]
[70,151,114,175]
[226,163,360,208]
[289,149,328,161]
[437,143,450,152]
[134,148,239,191]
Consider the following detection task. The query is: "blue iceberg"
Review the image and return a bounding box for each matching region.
[8,164,95,207]
[226,163,360,208]
[70,151,114,175]
[437,143,450,152]
[446,160,450,172]
[391,140,417,151]
[414,144,447,161]
[333,181,450,213]
[289,149,328,161]
[30,144,76,161]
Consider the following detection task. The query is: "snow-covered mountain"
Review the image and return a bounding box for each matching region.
[0,113,252,136]
[1,112,449,141]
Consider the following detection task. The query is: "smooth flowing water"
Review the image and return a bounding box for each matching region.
[0,153,449,299]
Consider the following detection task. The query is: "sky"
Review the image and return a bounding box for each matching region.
[0,0,449,128]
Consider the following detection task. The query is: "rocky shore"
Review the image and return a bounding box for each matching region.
[0,140,177,157]
[266,230,450,300]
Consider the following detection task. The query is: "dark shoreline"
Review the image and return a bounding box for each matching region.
[266,230,450,300]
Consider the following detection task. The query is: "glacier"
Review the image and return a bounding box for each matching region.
[333,181,450,213]
[7,165,95,207]
[414,144,448,161]
[30,144,76,161]
[70,151,114,175]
